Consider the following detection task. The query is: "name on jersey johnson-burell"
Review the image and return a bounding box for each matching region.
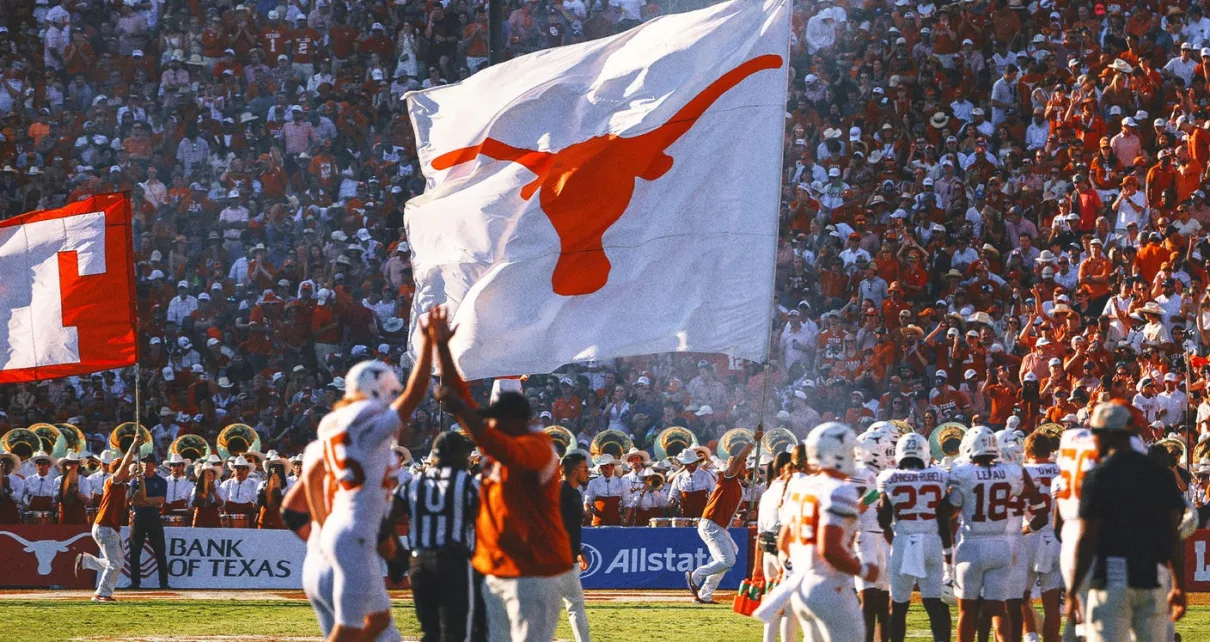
[883,471,945,483]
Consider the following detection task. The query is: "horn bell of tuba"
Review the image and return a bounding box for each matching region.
[171,434,212,463]
[110,422,154,456]
[544,425,577,457]
[28,423,67,458]
[654,426,698,460]
[1035,423,1064,444]
[930,422,968,462]
[55,423,87,455]
[589,429,633,462]
[645,471,666,491]
[717,428,755,460]
[217,424,261,460]
[1155,436,1187,466]
[1194,438,1210,465]
[761,427,799,455]
[1,428,41,461]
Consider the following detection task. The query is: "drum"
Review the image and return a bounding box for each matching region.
[86,507,98,524]
[24,511,56,525]
[648,518,672,528]
[161,515,187,527]
[220,513,233,528]
[227,514,251,529]
[670,517,698,528]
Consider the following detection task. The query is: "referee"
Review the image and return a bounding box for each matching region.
[1067,403,1187,642]
[402,431,479,642]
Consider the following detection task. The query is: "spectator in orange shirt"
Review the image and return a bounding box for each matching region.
[437,350,572,642]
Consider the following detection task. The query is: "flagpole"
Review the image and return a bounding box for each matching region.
[134,362,141,432]
[488,0,505,66]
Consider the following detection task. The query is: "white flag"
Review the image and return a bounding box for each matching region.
[406,0,789,380]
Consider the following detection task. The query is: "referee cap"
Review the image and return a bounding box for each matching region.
[1089,403,1129,432]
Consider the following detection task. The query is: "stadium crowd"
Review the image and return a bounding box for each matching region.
[0,0,1210,517]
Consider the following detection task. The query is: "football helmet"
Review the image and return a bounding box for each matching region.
[996,430,1025,465]
[856,430,891,471]
[807,422,857,476]
[967,425,999,459]
[895,433,930,466]
[345,360,404,403]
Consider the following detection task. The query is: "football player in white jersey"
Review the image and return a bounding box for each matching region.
[877,432,953,642]
[993,429,1048,642]
[316,311,438,642]
[854,425,894,642]
[946,425,1037,642]
[1052,419,1099,642]
[1020,431,1062,642]
[778,423,880,642]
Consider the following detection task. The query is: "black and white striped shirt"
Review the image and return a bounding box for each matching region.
[403,466,479,552]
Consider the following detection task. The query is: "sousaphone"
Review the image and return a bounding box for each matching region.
[589,429,633,463]
[1035,423,1064,445]
[29,423,67,457]
[929,422,968,462]
[717,428,755,459]
[1155,436,1187,466]
[110,422,154,456]
[761,427,799,454]
[171,434,213,463]
[654,426,697,460]
[544,425,576,457]
[217,423,261,460]
[890,420,913,437]
[1193,438,1210,465]
[0,428,41,461]
[55,423,87,455]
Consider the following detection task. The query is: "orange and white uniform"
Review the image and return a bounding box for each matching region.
[781,472,864,642]
[877,466,949,601]
[316,400,400,628]
[946,461,1025,601]
[1053,428,1098,588]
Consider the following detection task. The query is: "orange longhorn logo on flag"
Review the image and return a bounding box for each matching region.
[431,54,784,296]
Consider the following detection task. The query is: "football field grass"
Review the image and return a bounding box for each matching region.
[0,595,1209,641]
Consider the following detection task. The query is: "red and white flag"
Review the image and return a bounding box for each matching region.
[0,194,137,383]
[406,0,789,380]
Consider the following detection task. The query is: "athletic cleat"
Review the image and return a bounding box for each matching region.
[91,595,116,603]
[685,571,700,601]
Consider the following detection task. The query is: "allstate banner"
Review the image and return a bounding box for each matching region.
[578,526,749,590]
[114,527,306,589]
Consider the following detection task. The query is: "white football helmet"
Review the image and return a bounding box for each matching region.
[895,433,930,466]
[967,425,999,459]
[996,430,1025,465]
[856,430,890,471]
[344,360,404,402]
[807,422,857,476]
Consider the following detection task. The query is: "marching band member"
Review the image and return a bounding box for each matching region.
[20,451,58,513]
[162,453,195,517]
[54,452,89,525]
[192,460,224,528]
[877,433,953,642]
[257,454,292,529]
[628,469,671,526]
[687,430,757,604]
[0,452,23,524]
[670,448,715,518]
[86,451,116,505]
[740,452,772,523]
[779,424,879,640]
[1021,432,1062,642]
[218,456,259,520]
[584,454,629,526]
[621,448,650,525]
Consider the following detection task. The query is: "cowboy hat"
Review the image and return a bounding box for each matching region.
[263,453,293,475]
[595,453,620,467]
[57,451,82,470]
[0,452,19,469]
[930,112,950,128]
[675,449,699,465]
[1108,58,1133,73]
[901,324,925,340]
[164,453,187,466]
[1141,301,1164,315]
[30,451,54,465]
[624,447,651,465]
[692,446,713,463]
[243,450,266,465]
[392,444,413,466]
[228,455,252,469]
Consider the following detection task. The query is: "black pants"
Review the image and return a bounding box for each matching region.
[410,549,472,642]
[130,511,169,587]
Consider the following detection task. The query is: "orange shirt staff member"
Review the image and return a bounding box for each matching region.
[75,431,143,602]
[686,431,758,604]
[436,378,573,642]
